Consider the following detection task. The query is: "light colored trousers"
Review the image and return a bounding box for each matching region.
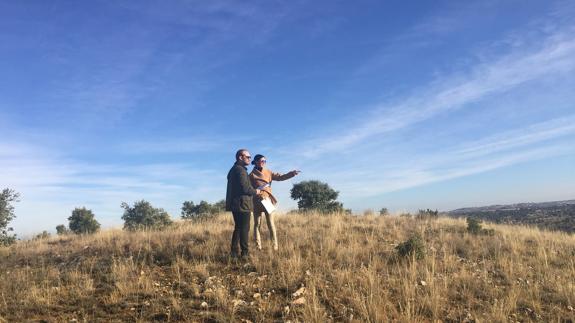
[253,210,278,250]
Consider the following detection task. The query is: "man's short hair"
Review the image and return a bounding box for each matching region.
[236,149,248,160]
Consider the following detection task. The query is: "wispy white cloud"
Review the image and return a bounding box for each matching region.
[300,27,575,158]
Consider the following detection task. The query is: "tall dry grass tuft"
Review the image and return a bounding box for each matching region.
[1,212,574,322]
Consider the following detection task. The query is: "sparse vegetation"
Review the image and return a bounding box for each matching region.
[1,213,574,322]
[379,207,389,216]
[68,207,101,234]
[121,200,173,231]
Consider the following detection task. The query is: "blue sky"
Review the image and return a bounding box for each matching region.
[1,0,575,236]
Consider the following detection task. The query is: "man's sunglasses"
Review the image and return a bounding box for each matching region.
[243,155,251,159]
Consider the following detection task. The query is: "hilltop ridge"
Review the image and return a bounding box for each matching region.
[449,199,575,233]
[1,213,574,322]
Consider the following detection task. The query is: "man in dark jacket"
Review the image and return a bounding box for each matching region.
[226,149,260,258]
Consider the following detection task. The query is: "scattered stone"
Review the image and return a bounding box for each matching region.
[420,280,427,286]
[235,290,244,297]
[253,293,261,299]
[567,305,574,311]
[283,306,290,315]
[257,275,267,281]
[154,282,161,287]
[292,287,306,297]
[200,301,208,309]
[292,297,306,305]
[248,272,258,277]
[305,270,312,276]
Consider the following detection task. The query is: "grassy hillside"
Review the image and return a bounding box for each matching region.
[1,213,574,322]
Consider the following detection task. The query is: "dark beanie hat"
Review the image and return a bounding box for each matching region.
[251,154,265,165]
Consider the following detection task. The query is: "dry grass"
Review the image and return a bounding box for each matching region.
[1,213,574,322]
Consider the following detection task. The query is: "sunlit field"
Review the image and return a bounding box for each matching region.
[1,213,574,322]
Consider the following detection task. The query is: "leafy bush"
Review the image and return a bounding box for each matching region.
[122,200,173,231]
[379,208,389,216]
[395,234,426,260]
[69,207,101,234]
[0,189,20,246]
[290,180,343,213]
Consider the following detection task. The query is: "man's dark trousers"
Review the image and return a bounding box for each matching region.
[231,211,251,257]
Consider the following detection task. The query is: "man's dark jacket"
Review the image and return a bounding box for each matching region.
[226,162,258,212]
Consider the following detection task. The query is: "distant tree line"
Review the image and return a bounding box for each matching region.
[1,180,355,244]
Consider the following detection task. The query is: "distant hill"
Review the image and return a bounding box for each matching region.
[448,199,575,233]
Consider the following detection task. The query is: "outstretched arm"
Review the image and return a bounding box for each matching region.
[272,170,300,181]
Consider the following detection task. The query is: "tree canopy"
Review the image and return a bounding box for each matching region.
[68,207,101,234]
[121,200,173,231]
[290,180,343,213]
[0,188,20,246]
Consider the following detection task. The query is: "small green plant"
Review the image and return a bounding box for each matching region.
[379,208,389,216]
[467,217,495,235]
[395,234,426,260]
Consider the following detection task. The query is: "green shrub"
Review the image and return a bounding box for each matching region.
[396,234,426,260]
[467,217,495,235]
